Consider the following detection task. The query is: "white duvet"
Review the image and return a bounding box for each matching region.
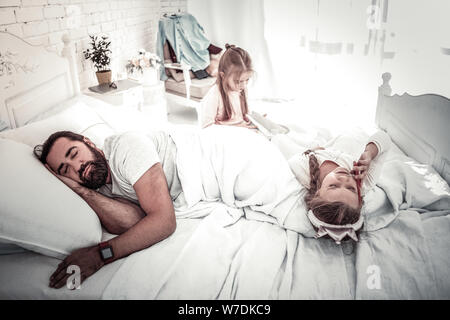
[102,125,450,300]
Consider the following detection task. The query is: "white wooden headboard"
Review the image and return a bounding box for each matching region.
[0,31,80,129]
[376,72,450,185]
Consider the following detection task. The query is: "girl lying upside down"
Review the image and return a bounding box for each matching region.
[278,130,392,244]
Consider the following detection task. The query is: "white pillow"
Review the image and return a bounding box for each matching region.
[0,138,103,259]
[0,100,116,149]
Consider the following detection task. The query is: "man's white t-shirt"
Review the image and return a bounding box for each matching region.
[98,131,185,207]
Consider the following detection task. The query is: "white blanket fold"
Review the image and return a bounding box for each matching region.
[102,126,450,300]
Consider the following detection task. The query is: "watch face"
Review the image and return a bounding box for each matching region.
[101,247,113,260]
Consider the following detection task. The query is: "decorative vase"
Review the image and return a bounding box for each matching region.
[96,70,112,85]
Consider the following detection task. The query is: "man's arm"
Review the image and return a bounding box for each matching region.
[45,165,146,235]
[49,163,176,289]
[76,188,146,235]
[107,163,176,261]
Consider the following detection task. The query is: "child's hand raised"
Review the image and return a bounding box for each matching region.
[352,142,379,181]
[352,157,371,181]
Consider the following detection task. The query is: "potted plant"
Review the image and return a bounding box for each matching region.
[83,35,112,85]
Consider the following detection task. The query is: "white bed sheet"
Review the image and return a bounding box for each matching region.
[0,95,448,300]
[0,219,202,299]
[100,124,449,300]
[0,252,123,299]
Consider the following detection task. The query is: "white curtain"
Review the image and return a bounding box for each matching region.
[188,0,450,121]
[187,0,278,99]
[262,0,384,111]
[381,0,450,97]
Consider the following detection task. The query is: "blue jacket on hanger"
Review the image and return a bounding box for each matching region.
[156,13,211,81]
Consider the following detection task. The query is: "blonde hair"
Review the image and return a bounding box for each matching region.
[216,44,253,121]
[304,150,363,238]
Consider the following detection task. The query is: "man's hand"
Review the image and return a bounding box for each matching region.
[352,143,379,181]
[45,164,82,192]
[49,245,105,289]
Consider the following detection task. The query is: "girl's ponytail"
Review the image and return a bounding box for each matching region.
[225,43,236,50]
[304,150,321,205]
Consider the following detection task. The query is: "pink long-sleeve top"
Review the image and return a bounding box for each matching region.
[200,84,252,128]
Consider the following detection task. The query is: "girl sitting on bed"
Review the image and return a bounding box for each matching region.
[200,44,257,129]
[285,131,392,244]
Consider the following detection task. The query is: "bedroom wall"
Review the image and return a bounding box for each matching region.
[0,0,187,89]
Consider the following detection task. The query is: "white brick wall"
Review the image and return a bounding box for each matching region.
[15,7,44,22]
[43,5,65,19]
[0,0,21,7]
[22,20,48,36]
[21,0,48,6]
[0,0,187,89]
[0,8,16,24]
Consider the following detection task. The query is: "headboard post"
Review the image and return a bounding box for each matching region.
[62,34,81,95]
[379,72,392,96]
[375,72,392,126]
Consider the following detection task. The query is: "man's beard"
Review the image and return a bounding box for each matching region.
[78,144,109,190]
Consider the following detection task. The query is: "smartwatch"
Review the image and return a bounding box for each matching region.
[98,241,114,264]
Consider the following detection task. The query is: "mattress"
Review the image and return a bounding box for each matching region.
[1,94,449,300]
[0,252,123,299]
[0,219,202,299]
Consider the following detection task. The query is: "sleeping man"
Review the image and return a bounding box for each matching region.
[34,125,302,289]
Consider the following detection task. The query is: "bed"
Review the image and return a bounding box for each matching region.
[0,31,449,300]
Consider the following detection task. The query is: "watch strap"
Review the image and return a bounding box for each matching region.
[98,241,114,264]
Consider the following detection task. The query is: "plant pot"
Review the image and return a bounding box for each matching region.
[96,70,112,85]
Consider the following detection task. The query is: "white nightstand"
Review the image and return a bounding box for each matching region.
[84,79,169,127]
[84,79,144,111]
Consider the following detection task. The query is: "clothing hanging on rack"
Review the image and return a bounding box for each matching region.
[162,13,180,18]
[162,8,181,18]
[166,41,222,74]
[156,13,220,81]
